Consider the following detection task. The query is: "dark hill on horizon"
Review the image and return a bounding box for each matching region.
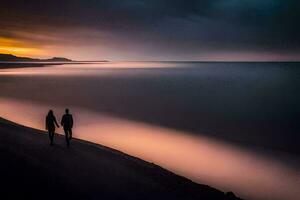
[0,117,243,200]
[0,53,73,62]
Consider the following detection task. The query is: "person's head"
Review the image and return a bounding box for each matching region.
[65,108,69,114]
[48,110,53,116]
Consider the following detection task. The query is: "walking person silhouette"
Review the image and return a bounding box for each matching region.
[46,110,59,145]
[61,108,73,147]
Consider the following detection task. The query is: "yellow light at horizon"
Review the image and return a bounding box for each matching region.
[0,37,48,57]
[0,46,43,56]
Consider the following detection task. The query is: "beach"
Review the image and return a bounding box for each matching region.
[0,117,243,200]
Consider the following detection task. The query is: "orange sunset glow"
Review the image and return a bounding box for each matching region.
[1,1,299,61]
[0,37,47,57]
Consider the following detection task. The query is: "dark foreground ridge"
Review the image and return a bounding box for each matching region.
[0,118,243,200]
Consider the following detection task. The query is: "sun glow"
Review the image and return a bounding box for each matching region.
[0,37,47,57]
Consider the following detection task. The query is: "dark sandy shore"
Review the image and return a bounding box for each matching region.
[0,118,242,200]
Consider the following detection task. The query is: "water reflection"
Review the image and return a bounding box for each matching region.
[0,62,178,76]
[0,97,299,200]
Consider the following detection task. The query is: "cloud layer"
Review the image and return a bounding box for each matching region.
[0,0,299,60]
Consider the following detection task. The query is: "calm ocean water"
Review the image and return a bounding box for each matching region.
[0,62,300,200]
[1,62,299,153]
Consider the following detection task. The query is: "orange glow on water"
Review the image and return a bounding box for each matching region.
[0,97,299,200]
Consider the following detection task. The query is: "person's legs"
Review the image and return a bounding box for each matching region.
[50,131,54,145]
[69,129,72,140]
[48,130,51,144]
[48,129,54,145]
[64,128,70,147]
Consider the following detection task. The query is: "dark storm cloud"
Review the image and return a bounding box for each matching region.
[0,0,299,60]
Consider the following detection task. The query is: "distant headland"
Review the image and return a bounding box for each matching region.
[0,53,73,62]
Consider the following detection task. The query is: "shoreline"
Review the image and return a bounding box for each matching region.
[0,117,242,200]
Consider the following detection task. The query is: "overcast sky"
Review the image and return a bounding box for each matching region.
[0,0,299,61]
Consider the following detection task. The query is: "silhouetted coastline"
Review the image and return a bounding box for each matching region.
[0,53,109,69]
[0,53,73,62]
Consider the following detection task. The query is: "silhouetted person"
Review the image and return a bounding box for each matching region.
[46,110,59,145]
[61,108,73,147]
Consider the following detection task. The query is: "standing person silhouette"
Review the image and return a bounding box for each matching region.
[61,108,73,147]
[46,110,59,145]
